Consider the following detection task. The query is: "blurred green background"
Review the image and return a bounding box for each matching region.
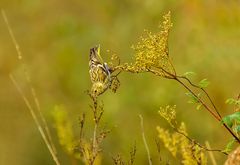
[1,0,240,164]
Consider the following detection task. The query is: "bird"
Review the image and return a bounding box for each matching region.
[89,45,112,98]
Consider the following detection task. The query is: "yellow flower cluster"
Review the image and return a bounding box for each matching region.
[157,126,179,156]
[157,106,207,165]
[157,122,206,164]
[124,12,175,77]
[158,105,176,126]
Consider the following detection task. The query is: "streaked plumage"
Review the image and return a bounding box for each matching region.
[89,45,111,97]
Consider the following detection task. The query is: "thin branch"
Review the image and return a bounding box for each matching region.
[145,65,240,143]
[174,77,240,143]
[158,68,239,143]
[121,62,240,143]
[172,126,228,155]
[174,78,220,121]
[177,75,222,118]
[150,66,222,121]
[139,114,152,165]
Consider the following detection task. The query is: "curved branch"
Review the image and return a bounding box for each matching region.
[174,78,240,143]
[177,76,222,119]
[172,127,228,156]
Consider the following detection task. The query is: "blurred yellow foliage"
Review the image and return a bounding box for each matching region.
[157,106,207,165]
[52,105,74,155]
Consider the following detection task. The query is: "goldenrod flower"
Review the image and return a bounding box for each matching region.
[116,12,176,78]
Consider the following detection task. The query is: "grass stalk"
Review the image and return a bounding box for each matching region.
[9,75,60,165]
[139,114,152,165]
[2,9,59,164]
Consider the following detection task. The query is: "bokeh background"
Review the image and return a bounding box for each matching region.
[1,0,240,164]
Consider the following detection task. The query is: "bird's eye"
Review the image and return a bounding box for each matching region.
[94,90,97,93]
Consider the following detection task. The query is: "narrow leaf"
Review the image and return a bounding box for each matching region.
[221,116,233,128]
[223,138,235,153]
[221,112,240,128]
[186,92,201,104]
[196,104,202,110]
[199,79,210,88]
[230,112,240,123]
[184,71,196,78]
[226,98,240,105]
[233,125,240,133]
[186,92,199,104]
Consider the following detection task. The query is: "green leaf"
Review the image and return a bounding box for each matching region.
[233,125,240,133]
[221,112,240,128]
[183,71,196,78]
[226,98,235,104]
[186,92,199,104]
[230,112,240,123]
[199,79,210,88]
[226,98,240,105]
[196,103,202,110]
[223,138,235,153]
[222,115,233,128]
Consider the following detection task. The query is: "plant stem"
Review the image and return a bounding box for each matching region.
[205,141,218,165]
[139,115,152,165]
[172,126,228,155]
[177,76,222,119]
[174,77,240,143]
[150,66,240,143]
[3,9,60,164]
[10,75,60,165]
[175,78,220,121]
